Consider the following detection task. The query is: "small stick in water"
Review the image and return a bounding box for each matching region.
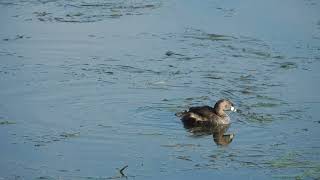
[119,165,128,177]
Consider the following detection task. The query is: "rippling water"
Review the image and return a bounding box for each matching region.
[1,0,320,179]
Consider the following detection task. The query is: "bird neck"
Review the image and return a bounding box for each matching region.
[215,108,226,117]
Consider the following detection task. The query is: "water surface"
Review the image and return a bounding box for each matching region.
[1,0,320,179]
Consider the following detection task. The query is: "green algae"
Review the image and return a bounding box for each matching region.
[161,143,201,148]
[256,95,281,101]
[183,29,234,42]
[280,62,298,69]
[270,153,308,169]
[251,102,280,108]
[0,120,16,125]
[245,113,274,123]
[137,132,163,136]
[60,132,80,138]
[269,152,320,179]
[176,155,192,161]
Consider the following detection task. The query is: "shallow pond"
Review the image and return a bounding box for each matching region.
[1,0,320,179]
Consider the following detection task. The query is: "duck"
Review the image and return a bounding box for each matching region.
[176,99,237,127]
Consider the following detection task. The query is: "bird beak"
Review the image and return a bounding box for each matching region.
[230,106,237,112]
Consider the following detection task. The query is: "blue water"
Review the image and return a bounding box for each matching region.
[1,0,320,179]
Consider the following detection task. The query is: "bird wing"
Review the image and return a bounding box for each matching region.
[188,106,215,117]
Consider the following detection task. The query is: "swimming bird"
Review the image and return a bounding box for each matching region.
[176,99,237,127]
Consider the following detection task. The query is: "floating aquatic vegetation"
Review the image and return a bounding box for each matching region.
[30,131,81,147]
[215,7,235,17]
[165,51,184,57]
[2,34,30,41]
[36,176,55,180]
[136,132,163,136]
[268,152,320,179]
[114,65,160,75]
[203,74,223,80]
[0,1,18,6]
[239,89,252,95]
[241,48,271,59]
[14,0,162,22]
[298,166,320,180]
[184,96,210,102]
[280,62,298,69]
[256,95,281,101]
[161,143,201,148]
[183,28,235,42]
[0,120,16,125]
[97,124,112,128]
[269,152,308,169]
[238,74,255,81]
[176,156,192,161]
[60,132,80,138]
[33,11,51,17]
[243,112,274,123]
[251,102,280,108]
[272,55,286,59]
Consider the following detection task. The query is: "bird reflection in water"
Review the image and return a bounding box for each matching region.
[182,122,234,146]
